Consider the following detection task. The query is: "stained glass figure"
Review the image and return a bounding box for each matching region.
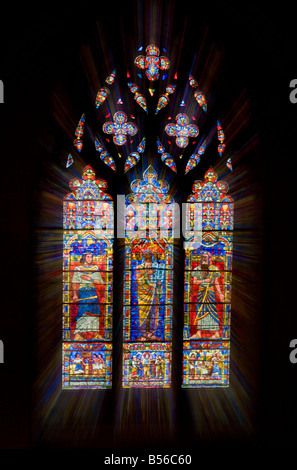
[103,111,137,145]
[183,168,233,387]
[155,84,176,114]
[95,87,110,107]
[123,167,174,388]
[226,158,232,171]
[194,90,207,112]
[63,165,114,389]
[134,45,170,81]
[165,114,199,148]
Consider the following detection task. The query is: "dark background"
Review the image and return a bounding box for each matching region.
[0,0,296,453]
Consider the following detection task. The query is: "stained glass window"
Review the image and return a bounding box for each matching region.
[62,165,114,389]
[122,166,174,388]
[59,21,236,393]
[182,168,233,387]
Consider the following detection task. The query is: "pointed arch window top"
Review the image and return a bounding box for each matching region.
[67,165,112,201]
[64,165,114,232]
[189,168,232,203]
[127,166,173,203]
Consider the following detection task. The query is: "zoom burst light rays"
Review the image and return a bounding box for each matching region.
[33,0,262,447]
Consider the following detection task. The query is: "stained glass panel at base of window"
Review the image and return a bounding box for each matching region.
[122,342,171,388]
[62,342,112,389]
[182,341,229,388]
